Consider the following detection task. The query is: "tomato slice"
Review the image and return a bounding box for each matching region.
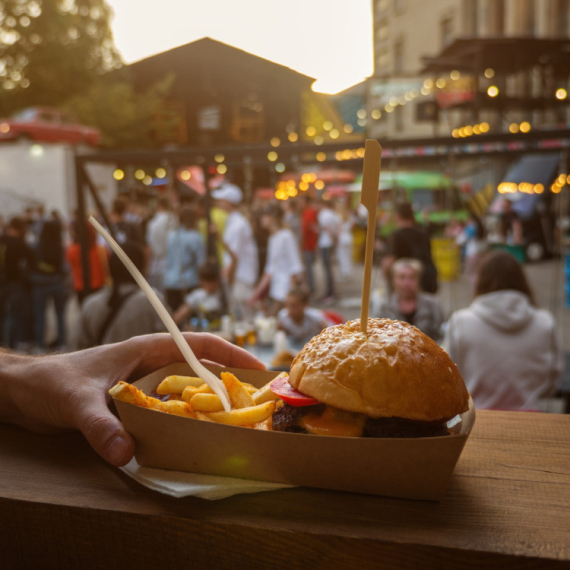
[270,375,320,407]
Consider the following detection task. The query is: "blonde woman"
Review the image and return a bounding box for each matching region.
[373,258,443,341]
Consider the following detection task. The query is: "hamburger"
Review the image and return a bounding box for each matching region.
[270,318,469,438]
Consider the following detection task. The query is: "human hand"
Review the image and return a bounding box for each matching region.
[1,334,264,467]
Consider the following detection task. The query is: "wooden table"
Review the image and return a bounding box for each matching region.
[1,410,569,569]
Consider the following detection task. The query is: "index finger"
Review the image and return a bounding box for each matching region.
[128,333,265,379]
[187,333,266,371]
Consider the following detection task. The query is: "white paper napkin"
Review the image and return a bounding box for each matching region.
[120,458,294,500]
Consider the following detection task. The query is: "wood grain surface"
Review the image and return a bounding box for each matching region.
[1,410,569,569]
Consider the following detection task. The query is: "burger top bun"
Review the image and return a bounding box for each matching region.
[289,318,469,422]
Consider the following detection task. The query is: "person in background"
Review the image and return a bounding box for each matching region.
[163,206,205,312]
[300,195,319,294]
[373,258,443,342]
[172,261,223,327]
[277,287,329,345]
[32,219,69,352]
[212,183,258,321]
[444,251,562,410]
[383,202,438,294]
[283,199,301,246]
[420,208,436,237]
[499,199,523,245]
[66,222,110,306]
[0,217,35,349]
[336,204,355,281]
[444,218,464,240]
[109,197,145,246]
[76,241,164,349]
[25,206,45,247]
[249,205,304,314]
[317,199,340,303]
[197,195,228,266]
[146,197,177,290]
[458,214,487,283]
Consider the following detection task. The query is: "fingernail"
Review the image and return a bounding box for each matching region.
[106,434,130,466]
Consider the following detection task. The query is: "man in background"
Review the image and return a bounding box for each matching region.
[212,183,258,321]
[317,199,340,303]
[76,241,164,349]
[0,217,35,349]
[300,195,319,294]
[383,202,438,294]
[146,197,177,290]
[109,197,145,246]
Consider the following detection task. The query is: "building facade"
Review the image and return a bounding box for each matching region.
[368,0,570,140]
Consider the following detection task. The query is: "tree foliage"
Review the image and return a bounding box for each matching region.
[0,0,121,114]
[0,0,176,149]
[65,72,175,148]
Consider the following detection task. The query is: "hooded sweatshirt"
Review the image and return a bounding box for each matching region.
[444,290,562,410]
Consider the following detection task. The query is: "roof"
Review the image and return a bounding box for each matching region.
[129,37,315,84]
[422,37,570,75]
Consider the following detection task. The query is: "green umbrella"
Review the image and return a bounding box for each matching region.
[348,171,452,191]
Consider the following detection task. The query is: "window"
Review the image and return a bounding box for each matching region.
[376,49,390,73]
[394,40,404,74]
[519,0,536,35]
[61,114,77,125]
[463,0,478,35]
[441,16,454,47]
[395,105,404,132]
[230,100,265,143]
[39,112,56,123]
[394,0,406,15]
[489,0,505,35]
[556,0,569,36]
[375,20,389,41]
[376,0,389,12]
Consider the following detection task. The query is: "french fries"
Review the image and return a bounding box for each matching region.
[191,393,225,412]
[252,380,281,405]
[109,371,283,430]
[204,401,276,426]
[221,372,255,409]
[156,375,204,395]
[181,383,213,403]
[110,382,195,418]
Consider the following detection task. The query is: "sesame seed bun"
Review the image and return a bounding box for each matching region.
[288,318,469,422]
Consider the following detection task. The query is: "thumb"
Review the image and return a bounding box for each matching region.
[75,395,135,467]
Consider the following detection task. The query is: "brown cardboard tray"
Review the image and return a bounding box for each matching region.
[113,362,475,501]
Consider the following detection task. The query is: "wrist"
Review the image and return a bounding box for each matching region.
[0,351,33,424]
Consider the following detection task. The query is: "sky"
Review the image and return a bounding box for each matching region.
[107,0,374,94]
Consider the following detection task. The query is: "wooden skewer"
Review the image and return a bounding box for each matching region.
[359,139,382,336]
[89,216,232,412]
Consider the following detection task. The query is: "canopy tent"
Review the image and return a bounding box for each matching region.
[490,153,560,220]
[347,170,452,192]
[280,168,356,184]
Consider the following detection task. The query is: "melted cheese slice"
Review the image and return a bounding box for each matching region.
[299,406,366,437]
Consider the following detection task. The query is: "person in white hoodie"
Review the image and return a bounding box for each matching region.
[444,251,562,410]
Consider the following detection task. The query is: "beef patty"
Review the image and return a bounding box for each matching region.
[272,403,450,438]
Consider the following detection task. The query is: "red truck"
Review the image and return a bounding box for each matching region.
[0,107,101,146]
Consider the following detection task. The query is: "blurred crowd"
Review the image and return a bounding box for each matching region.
[0,185,563,412]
